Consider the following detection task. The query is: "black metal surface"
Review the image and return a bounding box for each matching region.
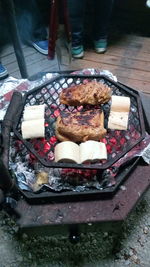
[13,74,145,170]
[1,91,23,168]
[119,82,150,134]
[0,92,23,194]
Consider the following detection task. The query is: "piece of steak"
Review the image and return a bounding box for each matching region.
[56,109,106,142]
[60,81,112,106]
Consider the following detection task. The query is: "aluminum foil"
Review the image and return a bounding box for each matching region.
[1,69,150,194]
[9,133,150,193]
[0,73,58,120]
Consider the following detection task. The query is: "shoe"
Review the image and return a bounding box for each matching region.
[94,39,107,54]
[32,40,48,55]
[71,45,84,59]
[0,63,8,79]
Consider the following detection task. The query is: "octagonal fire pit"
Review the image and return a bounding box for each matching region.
[0,71,150,236]
[0,74,148,205]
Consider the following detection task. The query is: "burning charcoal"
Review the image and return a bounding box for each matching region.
[45,118,56,138]
[110,137,117,146]
[54,109,60,117]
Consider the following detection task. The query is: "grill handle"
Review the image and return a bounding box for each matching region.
[1,91,23,170]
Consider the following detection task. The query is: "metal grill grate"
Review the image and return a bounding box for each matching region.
[13,74,145,170]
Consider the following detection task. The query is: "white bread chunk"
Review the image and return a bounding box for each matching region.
[80,141,107,163]
[108,96,130,130]
[23,104,45,121]
[54,141,80,163]
[21,119,45,139]
[110,96,130,112]
[54,141,107,164]
[108,111,129,130]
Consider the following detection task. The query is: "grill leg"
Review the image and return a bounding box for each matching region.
[48,0,58,59]
[2,0,28,78]
[63,0,72,43]
[48,0,71,59]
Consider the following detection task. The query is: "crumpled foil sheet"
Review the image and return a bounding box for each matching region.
[0,69,150,194]
[0,73,58,120]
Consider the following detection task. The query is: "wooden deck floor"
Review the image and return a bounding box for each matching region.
[1,34,150,94]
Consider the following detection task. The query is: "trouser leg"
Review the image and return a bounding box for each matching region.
[67,0,86,47]
[14,0,47,44]
[93,0,114,41]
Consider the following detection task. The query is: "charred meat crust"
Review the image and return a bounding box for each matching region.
[60,81,112,106]
[56,109,106,142]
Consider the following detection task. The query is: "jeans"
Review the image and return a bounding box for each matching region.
[67,0,114,47]
[14,0,47,44]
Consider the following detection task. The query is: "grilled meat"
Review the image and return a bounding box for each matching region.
[56,109,106,142]
[60,81,112,106]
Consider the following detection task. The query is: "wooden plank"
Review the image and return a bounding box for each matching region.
[1,35,150,94]
[60,34,150,93]
[61,56,150,81]
[80,51,150,73]
[1,43,36,57]
[109,36,150,54]
[1,43,59,78]
[60,58,150,93]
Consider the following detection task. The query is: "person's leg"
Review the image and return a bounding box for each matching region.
[94,0,114,53]
[67,0,86,58]
[14,0,48,54]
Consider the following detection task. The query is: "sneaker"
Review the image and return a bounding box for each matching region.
[94,39,107,54]
[71,45,84,59]
[0,63,8,79]
[32,40,48,55]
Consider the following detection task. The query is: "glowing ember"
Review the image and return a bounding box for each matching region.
[49,136,57,145]
[54,109,60,117]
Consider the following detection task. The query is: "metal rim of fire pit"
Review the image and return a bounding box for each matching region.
[13,74,145,170]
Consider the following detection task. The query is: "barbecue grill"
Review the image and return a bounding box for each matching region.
[12,74,145,170]
[0,71,150,240]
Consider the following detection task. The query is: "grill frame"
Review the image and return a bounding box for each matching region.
[13,74,145,170]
